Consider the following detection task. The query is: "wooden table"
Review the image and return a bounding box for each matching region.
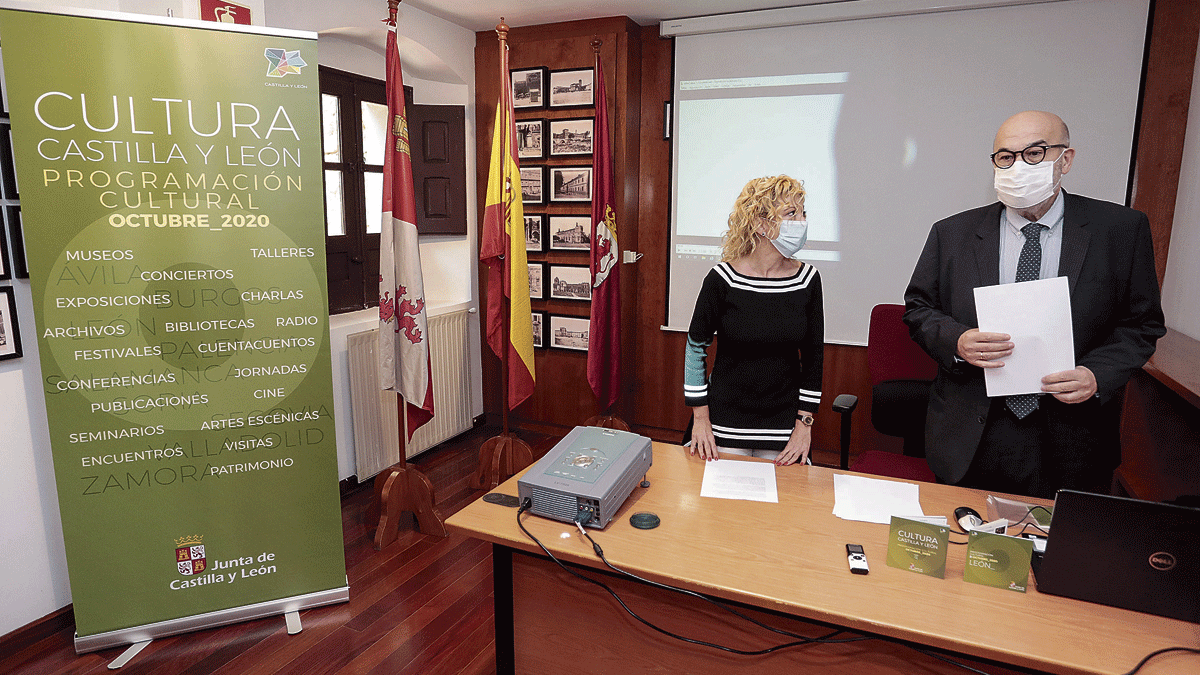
[446,443,1199,675]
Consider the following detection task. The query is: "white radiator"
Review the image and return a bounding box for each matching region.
[347,309,474,480]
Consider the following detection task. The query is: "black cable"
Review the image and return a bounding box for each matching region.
[517,501,1021,675]
[515,501,864,656]
[575,523,862,645]
[1119,647,1200,675]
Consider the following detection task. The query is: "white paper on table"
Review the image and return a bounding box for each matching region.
[974,276,1075,397]
[832,473,925,524]
[700,459,778,503]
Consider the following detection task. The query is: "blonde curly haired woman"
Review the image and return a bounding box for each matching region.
[683,175,824,466]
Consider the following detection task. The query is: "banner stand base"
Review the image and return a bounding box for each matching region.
[74,584,349,654]
[284,610,302,635]
[106,639,150,669]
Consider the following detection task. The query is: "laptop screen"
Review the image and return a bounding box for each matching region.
[1033,490,1199,623]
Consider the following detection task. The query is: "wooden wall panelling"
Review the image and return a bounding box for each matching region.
[475,18,642,430]
[1130,0,1200,284]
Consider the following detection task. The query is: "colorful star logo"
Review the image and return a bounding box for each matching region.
[264,48,307,77]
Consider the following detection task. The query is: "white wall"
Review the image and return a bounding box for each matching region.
[1161,31,1200,341]
[0,0,477,638]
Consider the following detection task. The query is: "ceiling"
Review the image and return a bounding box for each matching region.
[400,0,825,32]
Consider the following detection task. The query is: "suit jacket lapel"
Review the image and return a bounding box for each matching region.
[972,203,1003,288]
[1058,191,1090,296]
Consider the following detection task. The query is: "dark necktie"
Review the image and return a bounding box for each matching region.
[1006,222,1047,419]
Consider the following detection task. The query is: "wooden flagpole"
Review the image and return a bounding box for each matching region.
[472,18,533,489]
[369,0,448,547]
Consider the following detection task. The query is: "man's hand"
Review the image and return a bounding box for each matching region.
[957,328,1013,369]
[1042,366,1097,403]
[690,407,720,461]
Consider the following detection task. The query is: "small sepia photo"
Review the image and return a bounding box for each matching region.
[528,262,545,300]
[550,166,592,203]
[520,166,545,205]
[515,118,546,159]
[531,311,546,349]
[0,286,22,360]
[549,68,594,108]
[511,67,546,109]
[549,314,590,351]
[524,213,546,252]
[549,264,591,301]
[549,215,591,251]
[549,117,593,156]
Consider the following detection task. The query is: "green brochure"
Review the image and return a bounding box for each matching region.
[964,531,1034,593]
[886,516,949,579]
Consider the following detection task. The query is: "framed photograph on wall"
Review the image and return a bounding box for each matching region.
[528,261,545,300]
[0,122,18,200]
[519,165,545,206]
[549,117,593,156]
[549,166,592,203]
[515,118,546,160]
[0,286,22,361]
[549,215,591,251]
[531,310,546,349]
[549,68,594,108]
[549,314,589,351]
[549,264,591,301]
[524,213,545,252]
[5,206,26,279]
[511,67,547,110]
[0,219,9,281]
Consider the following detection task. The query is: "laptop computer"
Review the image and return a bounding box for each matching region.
[1033,490,1199,623]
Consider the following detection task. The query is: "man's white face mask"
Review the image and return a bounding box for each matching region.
[993,149,1067,209]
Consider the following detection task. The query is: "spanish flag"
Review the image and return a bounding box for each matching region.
[480,54,535,409]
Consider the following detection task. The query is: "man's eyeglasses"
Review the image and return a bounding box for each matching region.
[991,144,1068,169]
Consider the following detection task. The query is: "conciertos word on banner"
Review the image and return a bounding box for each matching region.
[0,7,347,651]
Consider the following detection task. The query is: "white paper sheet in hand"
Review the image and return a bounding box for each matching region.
[832,473,925,524]
[700,459,779,503]
[974,276,1074,397]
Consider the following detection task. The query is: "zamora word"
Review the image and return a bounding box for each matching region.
[208,457,294,475]
[56,293,170,308]
[70,425,165,443]
[81,447,186,467]
[55,372,175,392]
[91,393,208,414]
[164,319,254,332]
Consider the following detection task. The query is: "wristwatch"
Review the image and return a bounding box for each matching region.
[796,413,815,427]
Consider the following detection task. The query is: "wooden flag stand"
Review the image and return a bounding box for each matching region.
[472,19,535,491]
[368,0,448,549]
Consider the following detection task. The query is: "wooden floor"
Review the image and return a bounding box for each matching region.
[0,424,563,675]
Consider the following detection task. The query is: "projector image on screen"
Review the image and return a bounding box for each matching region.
[518,426,653,529]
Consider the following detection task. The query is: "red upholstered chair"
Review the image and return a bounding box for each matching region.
[831,304,938,482]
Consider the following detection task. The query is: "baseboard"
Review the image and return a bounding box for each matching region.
[0,604,75,657]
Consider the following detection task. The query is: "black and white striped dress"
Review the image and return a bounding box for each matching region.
[684,262,824,451]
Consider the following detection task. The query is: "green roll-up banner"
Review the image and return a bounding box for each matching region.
[0,6,348,651]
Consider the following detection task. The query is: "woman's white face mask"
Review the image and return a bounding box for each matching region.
[768,218,808,259]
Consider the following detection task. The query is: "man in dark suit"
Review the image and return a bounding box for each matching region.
[904,111,1165,499]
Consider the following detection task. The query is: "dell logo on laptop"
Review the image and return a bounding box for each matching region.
[1148,552,1177,571]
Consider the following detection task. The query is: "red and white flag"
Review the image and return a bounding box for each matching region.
[587,53,621,409]
[379,24,434,438]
